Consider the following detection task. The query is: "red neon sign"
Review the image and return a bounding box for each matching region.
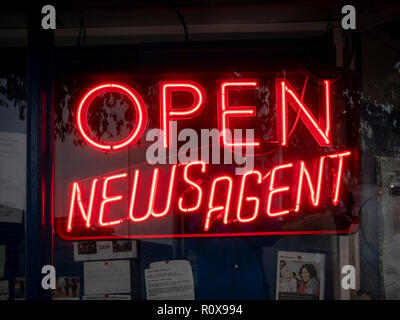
[128,165,177,222]
[76,83,148,151]
[99,173,127,226]
[266,163,294,217]
[295,156,325,211]
[178,161,206,213]
[276,79,331,147]
[75,79,332,152]
[67,178,98,231]
[55,75,358,240]
[218,81,261,148]
[60,151,352,238]
[160,81,205,149]
[236,171,262,223]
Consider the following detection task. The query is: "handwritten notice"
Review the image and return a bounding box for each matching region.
[145,260,194,300]
[84,260,131,295]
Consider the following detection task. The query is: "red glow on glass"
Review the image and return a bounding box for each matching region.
[295,156,325,211]
[218,81,261,148]
[278,81,287,146]
[128,169,148,222]
[160,81,205,148]
[324,80,331,138]
[205,175,233,231]
[328,151,351,206]
[61,151,354,238]
[67,178,98,232]
[276,79,331,147]
[237,170,262,223]
[64,75,356,239]
[99,173,127,226]
[178,161,206,213]
[76,83,148,151]
[266,163,293,217]
[147,165,177,218]
[129,165,177,221]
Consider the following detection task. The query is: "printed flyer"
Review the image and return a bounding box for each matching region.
[276,251,325,300]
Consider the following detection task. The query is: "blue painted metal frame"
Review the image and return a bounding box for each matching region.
[26,3,54,300]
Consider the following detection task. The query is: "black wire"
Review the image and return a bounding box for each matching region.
[165,0,189,46]
[358,194,382,217]
[76,16,86,47]
[353,193,383,275]
[301,29,356,82]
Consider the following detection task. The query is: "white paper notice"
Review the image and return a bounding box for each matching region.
[84,260,131,295]
[145,260,195,300]
[0,132,26,223]
[74,240,137,261]
[0,280,9,300]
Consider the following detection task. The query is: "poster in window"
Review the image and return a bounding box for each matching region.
[276,251,325,300]
[52,277,80,300]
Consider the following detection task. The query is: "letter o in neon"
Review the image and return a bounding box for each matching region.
[76,83,148,151]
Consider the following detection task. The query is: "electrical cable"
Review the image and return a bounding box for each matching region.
[165,0,189,46]
[350,192,385,276]
[76,16,86,47]
[301,29,356,82]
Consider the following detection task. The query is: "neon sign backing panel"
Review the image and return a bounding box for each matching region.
[54,72,359,240]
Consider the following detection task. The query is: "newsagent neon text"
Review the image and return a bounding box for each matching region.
[63,78,352,236]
